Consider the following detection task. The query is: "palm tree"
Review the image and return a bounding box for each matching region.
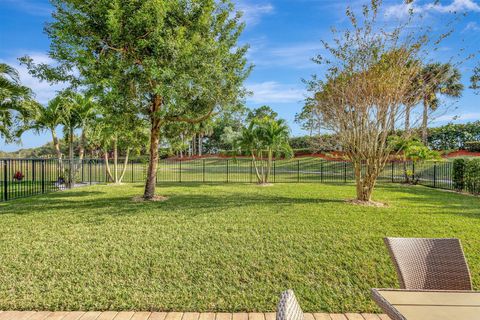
[33,97,65,160]
[56,91,96,187]
[0,63,37,141]
[239,117,292,184]
[420,63,463,143]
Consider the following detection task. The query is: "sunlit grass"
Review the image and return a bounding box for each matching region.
[0,183,479,312]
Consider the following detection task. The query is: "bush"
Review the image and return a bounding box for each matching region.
[465,141,480,152]
[452,158,467,191]
[13,171,24,181]
[465,158,480,194]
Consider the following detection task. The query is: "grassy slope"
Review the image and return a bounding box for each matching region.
[0,183,479,312]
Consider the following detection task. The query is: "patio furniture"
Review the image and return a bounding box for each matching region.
[384,237,472,290]
[276,290,304,320]
[372,288,480,320]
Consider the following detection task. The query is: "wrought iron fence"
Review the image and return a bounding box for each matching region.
[0,157,475,202]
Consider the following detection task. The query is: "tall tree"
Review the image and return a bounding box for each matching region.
[306,0,454,203]
[420,63,463,143]
[0,63,37,141]
[39,0,250,200]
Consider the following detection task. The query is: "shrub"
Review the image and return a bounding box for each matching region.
[465,158,480,194]
[465,141,480,152]
[452,158,467,191]
[13,171,24,181]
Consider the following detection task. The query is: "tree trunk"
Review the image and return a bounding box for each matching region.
[265,149,273,183]
[421,100,429,144]
[389,110,396,132]
[51,129,64,178]
[113,137,118,183]
[51,129,62,160]
[68,126,75,188]
[104,151,114,182]
[354,161,378,202]
[79,130,86,161]
[143,95,162,200]
[118,149,130,183]
[404,104,411,136]
[198,134,202,156]
[251,153,262,183]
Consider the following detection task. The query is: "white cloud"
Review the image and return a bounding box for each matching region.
[425,0,480,13]
[246,82,305,104]
[0,52,66,105]
[247,40,323,69]
[385,0,480,19]
[435,112,480,122]
[236,1,274,26]
[464,21,480,32]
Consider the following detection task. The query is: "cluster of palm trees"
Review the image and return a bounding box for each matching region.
[404,62,463,142]
[237,117,292,185]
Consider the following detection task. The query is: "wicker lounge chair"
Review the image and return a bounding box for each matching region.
[276,290,304,320]
[383,237,473,290]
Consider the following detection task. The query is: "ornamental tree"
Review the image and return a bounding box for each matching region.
[33,0,250,199]
[307,0,459,203]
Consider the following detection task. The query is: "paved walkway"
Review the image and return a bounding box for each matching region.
[0,312,390,320]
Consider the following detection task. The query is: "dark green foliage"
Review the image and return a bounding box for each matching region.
[465,158,480,194]
[427,122,480,150]
[452,158,467,191]
[465,141,480,152]
[289,135,341,153]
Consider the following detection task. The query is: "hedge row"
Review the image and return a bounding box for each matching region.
[452,158,480,194]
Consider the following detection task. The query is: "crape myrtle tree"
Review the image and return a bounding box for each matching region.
[43,0,250,200]
[306,0,457,203]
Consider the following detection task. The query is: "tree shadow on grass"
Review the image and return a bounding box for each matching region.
[0,183,345,217]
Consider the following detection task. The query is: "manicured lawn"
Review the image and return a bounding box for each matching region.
[0,183,479,312]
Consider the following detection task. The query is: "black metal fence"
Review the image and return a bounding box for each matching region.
[0,157,475,202]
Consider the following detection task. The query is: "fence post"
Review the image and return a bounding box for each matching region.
[203,158,206,183]
[321,161,324,182]
[89,160,92,185]
[412,162,415,181]
[273,160,276,183]
[433,162,437,188]
[131,161,134,183]
[4,160,8,201]
[250,160,253,183]
[179,160,182,183]
[226,159,229,183]
[391,162,394,183]
[297,159,300,182]
[41,160,46,194]
[344,162,347,183]
[32,160,36,182]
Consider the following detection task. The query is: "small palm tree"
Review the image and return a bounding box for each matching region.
[0,63,37,141]
[33,97,65,160]
[420,63,463,143]
[239,117,292,184]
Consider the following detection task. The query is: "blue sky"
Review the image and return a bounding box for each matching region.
[1,0,479,152]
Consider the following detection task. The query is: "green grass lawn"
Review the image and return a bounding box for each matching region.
[0,183,479,312]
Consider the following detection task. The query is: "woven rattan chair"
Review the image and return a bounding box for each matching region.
[384,237,472,290]
[276,290,304,320]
